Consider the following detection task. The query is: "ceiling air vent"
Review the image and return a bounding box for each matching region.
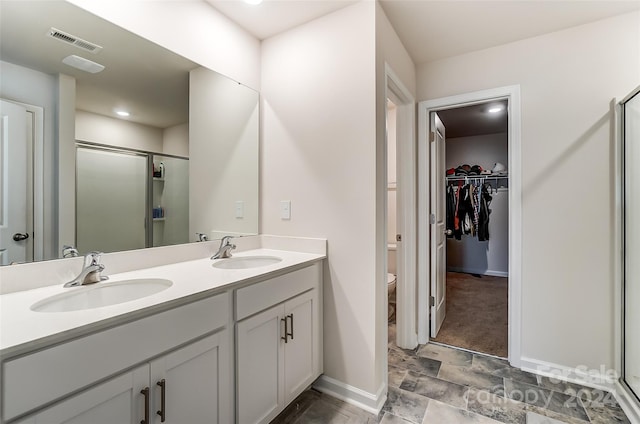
[47,28,103,54]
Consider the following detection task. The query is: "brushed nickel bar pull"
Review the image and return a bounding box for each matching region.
[281,317,288,343]
[140,387,150,424]
[287,314,294,340]
[157,379,166,422]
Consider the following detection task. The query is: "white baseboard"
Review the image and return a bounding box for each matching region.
[520,357,616,392]
[313,375,386,415]
[613,382,640,423]
[520,357,640,423]
[446,267,508,278]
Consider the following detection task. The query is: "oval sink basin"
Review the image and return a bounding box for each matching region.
[212,256,282,270]
[31,278,173,313]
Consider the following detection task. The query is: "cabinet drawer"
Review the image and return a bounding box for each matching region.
[235,263,321,321]
[2,292,229,422]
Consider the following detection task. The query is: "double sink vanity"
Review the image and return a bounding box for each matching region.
[0,236,326,424]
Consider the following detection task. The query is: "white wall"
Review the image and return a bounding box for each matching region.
[445,132,508,173]
[417,11,640,372]
[0,60,59,260]
[376,0,416,398]
[262,0,415,404]
[163,123,189,158]
[75,110,164,152]
[262,1,379,397]
[445,133,509,276]
[66,0,261,90]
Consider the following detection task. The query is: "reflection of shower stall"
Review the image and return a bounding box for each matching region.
[76,143,189,254]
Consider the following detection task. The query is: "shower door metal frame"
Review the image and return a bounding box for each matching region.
[620,85,640,404]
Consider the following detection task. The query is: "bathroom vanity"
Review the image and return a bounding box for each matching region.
[0,240,325,424]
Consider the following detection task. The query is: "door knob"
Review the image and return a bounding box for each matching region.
[13,233,29,241]
[445,229,453,236]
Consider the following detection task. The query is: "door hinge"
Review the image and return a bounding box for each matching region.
[430,296,435,307]
[396,234,402,242]
[430,214,436,224]
[429,132,435,142]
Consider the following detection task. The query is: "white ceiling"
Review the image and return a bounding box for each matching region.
[205,0,359,40]
[206,0,640,65]
[4,1,638,131]
[437,100,508,139]
[0,1,197,129]
[207,0,639,136]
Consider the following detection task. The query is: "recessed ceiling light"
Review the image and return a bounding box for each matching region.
[488,106,504,114]
[116,110,130,117]
[244,0,263,4]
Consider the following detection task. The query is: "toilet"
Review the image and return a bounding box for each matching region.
[387,243,397,322]
[387,273,397,322]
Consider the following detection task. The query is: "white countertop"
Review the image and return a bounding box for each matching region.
[0,248,324,357]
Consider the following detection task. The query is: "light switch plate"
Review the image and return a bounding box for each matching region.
[280,200,291,220]
[235,201,244,218]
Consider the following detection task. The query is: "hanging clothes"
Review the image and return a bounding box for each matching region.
[459,184,475,236]
[477,183,493,241]
[446,186,456,238]
[445,179,494,242]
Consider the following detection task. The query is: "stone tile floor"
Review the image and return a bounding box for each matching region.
[271,324,632,424]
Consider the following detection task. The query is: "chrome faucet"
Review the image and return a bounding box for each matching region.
[196,232,208,242]
[211,236,236,259]
[64,252,108,288]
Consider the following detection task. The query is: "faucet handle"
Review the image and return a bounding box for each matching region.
[62,245,79,258]
[221,235,234,245]
[84,251,104,266]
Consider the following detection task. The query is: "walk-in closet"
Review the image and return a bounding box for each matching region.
[432,101,509,358]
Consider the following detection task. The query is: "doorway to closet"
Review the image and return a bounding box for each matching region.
[417,85,522,365]
[431,101,509,358]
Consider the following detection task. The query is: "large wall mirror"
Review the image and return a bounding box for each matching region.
[0,1,259,265]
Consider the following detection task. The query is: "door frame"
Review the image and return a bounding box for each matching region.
[1,99,44,262]
[615,86,640,420]
[417,85,522,366]
[383,64,417,351]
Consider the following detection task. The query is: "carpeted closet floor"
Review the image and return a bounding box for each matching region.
[431,272,508,358]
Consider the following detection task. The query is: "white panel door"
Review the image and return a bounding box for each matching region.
[430,112,447,337]
[15,366,148,424]
[283,290,315,402]
[0,100,28,265]
[237,304,285,424]
[150,332,231,424]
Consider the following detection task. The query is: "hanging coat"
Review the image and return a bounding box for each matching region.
[478,183,493,241]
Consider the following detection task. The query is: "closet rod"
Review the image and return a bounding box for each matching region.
[445,174,508,182]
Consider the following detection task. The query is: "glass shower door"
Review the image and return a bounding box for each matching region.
[76,146,148,253]
[623,87,640,400]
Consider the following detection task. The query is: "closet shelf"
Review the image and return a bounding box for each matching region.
[446,174,508,182]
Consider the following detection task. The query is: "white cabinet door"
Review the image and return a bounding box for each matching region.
[237,304,285,424]
[16,366,148,424]
[150,331,231,424]
[283,290,316,403]
[236,288,320,424]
